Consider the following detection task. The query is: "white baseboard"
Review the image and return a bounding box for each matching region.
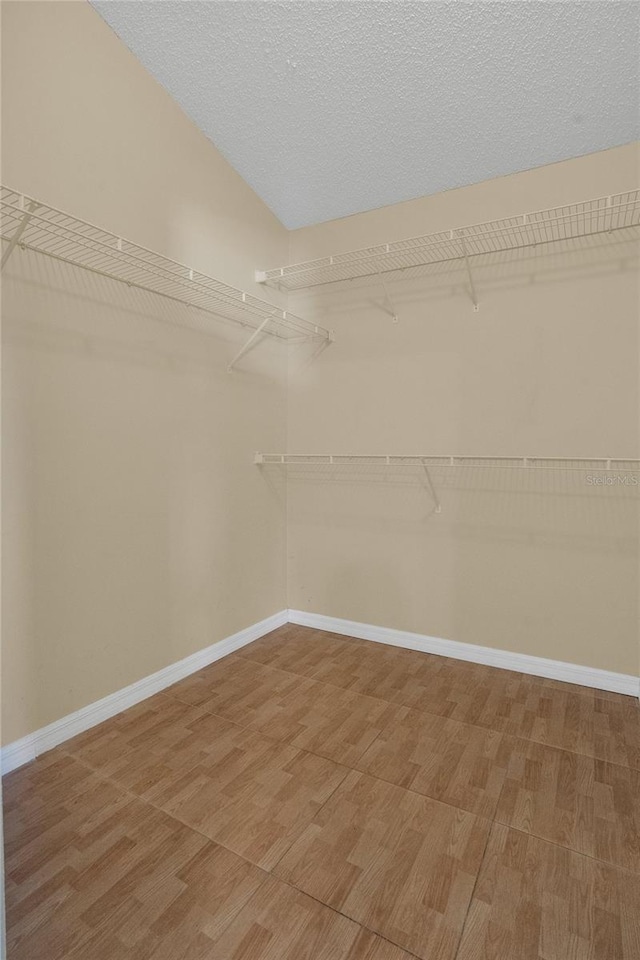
[288,609,640,698]
[3,606,637,776]
[1,610,288,776]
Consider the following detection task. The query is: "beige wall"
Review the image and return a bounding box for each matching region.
[1,3,638,750]
[286,145,640,675]
[1,1,289,744]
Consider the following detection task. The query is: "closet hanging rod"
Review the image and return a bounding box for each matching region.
[256,189,640,290]
[0,185,333,358]
[254,454,640,473]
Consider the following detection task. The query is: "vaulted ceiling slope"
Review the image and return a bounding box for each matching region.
[91,1,639,229]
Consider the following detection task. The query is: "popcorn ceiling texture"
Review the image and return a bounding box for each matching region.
[92,1,639,229]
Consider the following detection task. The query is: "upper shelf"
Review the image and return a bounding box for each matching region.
[0,185,332,356]
[255,454,640,514]
[255,454,640,472]
[256,190,640,290]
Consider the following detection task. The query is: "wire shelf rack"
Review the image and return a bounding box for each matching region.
[255,454,640,514]
[255,454,640,472]
[0,185,332,357]
[257,191,640,290]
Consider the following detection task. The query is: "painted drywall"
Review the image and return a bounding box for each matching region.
[1,1,289,745]
[2,3,638,754]
[284,144,640,675]
[90,0,640,228]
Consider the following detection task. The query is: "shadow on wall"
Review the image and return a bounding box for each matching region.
[282,464,639,670]
[276,462,639,552]
[288,229,640,330]
[282,226,639,673]
[2,250,290,382]
[1,251,287,737]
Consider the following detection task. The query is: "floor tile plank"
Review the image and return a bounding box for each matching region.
[251,678,402,766]
[145,715,349,869]
[213,875,417,959]
[274,770,490,960]
[63,693,214,795]
[456,824,640,960]
[495,738,640,872]
[390,662,640,769]
[166,656,310,727]
[356,708,512,817]
[309,640,432,701]
[4,624,639,960]
[238,626,356,679]
[4,754,265,960]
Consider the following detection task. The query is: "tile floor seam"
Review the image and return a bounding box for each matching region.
[183,650,406,710]
[489,816,640,877]
[10,734,640,960]
[348,755,502,822]
[56,735,640,880]
[262,756,355,874]
[488,745,640,877]
[267,769,495,960]
[69,708,499,828]
[49,752,427,957]
[53,749,277,884]
[9,630,639,959]
[4,757,277,957]
[59,686,639,875]
[234,635,640,711]
[163,671,640,776]
[256,869,427,960]
[157,687,403,770]
[59,735,355,877]
[56,657,640,879]
[450,816,496,960]
[60,721,495,833]
[235,643,639,707]
[61,701,354,789]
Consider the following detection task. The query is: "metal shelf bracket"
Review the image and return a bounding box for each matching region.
[420,458,441,513]
[457,232,480,311]
[1,197,39,271]
[228,314,274,372]
[377,266,398,323]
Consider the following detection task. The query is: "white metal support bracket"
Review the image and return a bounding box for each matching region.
[457,233,479,312]
[377,265,398,323]
[227,313,275,372]
[420,459,441,513]
[1,199,39,271]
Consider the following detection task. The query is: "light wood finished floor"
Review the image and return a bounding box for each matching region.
[4,625,640,959]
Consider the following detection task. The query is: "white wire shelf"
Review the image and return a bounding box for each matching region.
[255,454,640,473]
[256,191,640,291]
[0,185,333,367]
[255,454,640,514]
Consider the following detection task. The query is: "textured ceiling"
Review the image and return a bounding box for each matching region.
[91,1,640,229]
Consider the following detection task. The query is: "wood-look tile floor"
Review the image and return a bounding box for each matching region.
[4,626,640,959]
